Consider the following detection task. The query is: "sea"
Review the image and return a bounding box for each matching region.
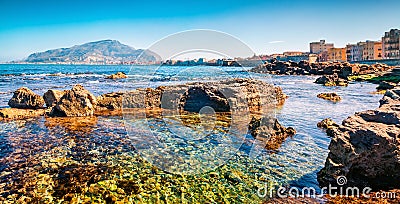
[0,64,382,202]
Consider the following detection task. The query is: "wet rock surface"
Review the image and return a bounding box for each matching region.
[249,116,296,150]
[8,87,45,109]
[49,85,97,117]
[317,92,342,102]
[0,108,46,120]
[318,84,400,190]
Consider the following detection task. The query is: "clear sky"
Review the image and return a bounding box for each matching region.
[0,0,399,62]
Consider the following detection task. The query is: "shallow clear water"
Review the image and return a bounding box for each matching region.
[0,64,382,202]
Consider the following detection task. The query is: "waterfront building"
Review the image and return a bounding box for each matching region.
[310,40,334,54]
[327,47,346,62]
[310,40,334,62]
[382,29,400,59]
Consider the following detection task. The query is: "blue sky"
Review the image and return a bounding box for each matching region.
[0,0,399,62]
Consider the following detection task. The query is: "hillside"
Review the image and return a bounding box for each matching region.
[24,40,159,63]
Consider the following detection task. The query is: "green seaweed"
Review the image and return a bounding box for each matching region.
[368,75,400,83]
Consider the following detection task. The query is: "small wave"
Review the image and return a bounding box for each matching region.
[25,77,44,81]
[47,72,64,76]
[88,80,100,84]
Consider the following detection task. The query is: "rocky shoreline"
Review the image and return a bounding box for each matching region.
[251,60,392,77]
[251,60,395,88]
[318,84,400,190]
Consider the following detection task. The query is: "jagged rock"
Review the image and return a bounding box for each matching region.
[43,90,66,107]
[49,85,97,117]
[105,72,127,79]
[8,87,45,109]
[96,92,124,110]
[0,108,46,120]
[318,84,400,190]
[251,61,391,77]
[317,118,338,129]
[315,74,348,86]
[248,116,296,150]
[380,86,400,106]
[317,92,341,102]
[122,78,287,115]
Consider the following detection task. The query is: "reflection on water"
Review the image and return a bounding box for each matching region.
[0,65,383,202]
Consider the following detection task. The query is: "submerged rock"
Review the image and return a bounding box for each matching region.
[8,87,45,109]
[248,116,296,150]
[0,108,46,120]
[318,84,400,190]
[49,85,97,117]
[105,72,127,79]
[45,116,98,133]
[317,92,341,102]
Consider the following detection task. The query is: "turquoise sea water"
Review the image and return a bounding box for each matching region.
[0,64,382,202]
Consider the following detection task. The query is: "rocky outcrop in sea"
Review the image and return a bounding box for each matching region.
[251,60,391,77]
[0,78,294,151]
[318,84,400,190]
[48,85,98,117]
[105,72,127,79]
[317,92,341,102]
[251,60,393,87]
[8,87,45,109]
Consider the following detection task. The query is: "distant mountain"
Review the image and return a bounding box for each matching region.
[24,40,160,64]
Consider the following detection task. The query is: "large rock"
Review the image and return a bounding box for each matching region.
[318,85,400,190]
[49,85,97,117]
[122,78,287,115]
[43,90,65,107]
[8,87,45,109]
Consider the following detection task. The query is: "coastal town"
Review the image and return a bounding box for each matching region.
[165,28,400,66]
